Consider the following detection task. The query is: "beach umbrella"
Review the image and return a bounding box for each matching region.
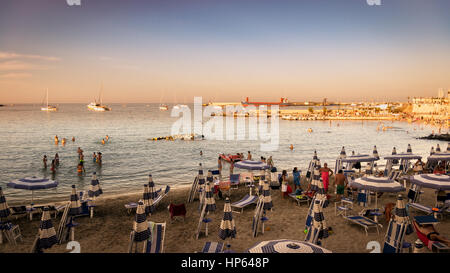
[247,239,331,253]
[392,147,397,155]
[0,187,10,218]
[87,172,103,198]
[407,144,412,154]
[204,181,216,213]
[351,176,405,210]
[305,199,329,244]
[133,201,151,243]
[447,143,450,152]
[409,174,450,190]
[393,195,412,232]
[198,169,206,192]
[37,207,58,250]
[218,198,236,240]
[261,181,273,211]
[148,174,158,200]
[339,146,346,159]
[373,146,379,160]
[313,150,319,162]
[430,146,435,155]
[310,166,321,192]
[314,175,329,208]
[234,160,270,170]
[7,176,58,203]
[142,184,152,215]
[68,185,82,216]
[436,144,441,153]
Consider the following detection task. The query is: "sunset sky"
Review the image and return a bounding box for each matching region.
[0,0,449,103]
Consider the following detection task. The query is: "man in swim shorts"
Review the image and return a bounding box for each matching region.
[333,169,347,201]
[319,163,333,193]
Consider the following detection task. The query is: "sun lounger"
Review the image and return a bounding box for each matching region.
[231,194,258,213]
[343,215,381,235]
[412,219,450,253]
[383,221,410,253]
[201,241,224,253]
[124,187,166,214]
[9,206,27,219]
[146,222,166,253]
[335,198,353,216]
[289,193,310,206]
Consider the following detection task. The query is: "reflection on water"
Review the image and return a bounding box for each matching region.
[0,103,440,204]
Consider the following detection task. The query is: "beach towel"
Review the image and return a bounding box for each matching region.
[321,172,329,191]
[283,185,293,197]
[169,203,186,220]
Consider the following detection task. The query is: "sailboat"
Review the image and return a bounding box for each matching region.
[87,84,111,112]
[159,89,169,111]
[41,89,58,111]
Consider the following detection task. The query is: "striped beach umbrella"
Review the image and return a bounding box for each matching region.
[310,166,321,192]
[436,144,441,153]
[204,181,216,213]
[339,146,346,159]
[148,174,158,200]
[430,146,435,155]
[0,187,10,218]
[315,176,329,208]
[133,201,151,242]
[351,176,405,192]
[373,146,379,160]
[198,169,206,191]
[142,184,152,215]
[394,195,411,229]
[38,207,58,249]
[234,160,270,170]
[218,198,236,240]
[392,147,397,155]
[409,174,450,190]
[7,176,58,203]
[447,143,450,152]
[88,172,103,198]
[247,239,331,253]
[305,199,329,244]
[261,181,273,211]
[406,144,412,154]
[68,185,82,216]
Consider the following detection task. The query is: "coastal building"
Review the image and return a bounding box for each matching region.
[412,90,449,115]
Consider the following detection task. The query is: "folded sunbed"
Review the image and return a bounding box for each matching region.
[343,215,381,236]
[124,187,166,214]
[231,194,258,213]
[201,241,224,253]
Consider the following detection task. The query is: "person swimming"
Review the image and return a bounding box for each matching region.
[43,155,47,169]
[72,136,75,142]
[290,144,294,150]
[101,139,105,145]
[54,153,59,167]
[106,135,109,141]
[93,152,97,163]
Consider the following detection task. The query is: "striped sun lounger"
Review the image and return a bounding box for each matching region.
[231,194,258,213]
[343,215,381,236]
[201,242,224,253]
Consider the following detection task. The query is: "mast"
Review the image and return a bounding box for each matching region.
[46,88,49,108]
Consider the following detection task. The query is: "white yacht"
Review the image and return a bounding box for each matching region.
[41,89,58,111]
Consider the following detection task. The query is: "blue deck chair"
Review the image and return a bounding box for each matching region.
[231,194,258,213]
[343,215,381,236]
[383,221,409,253]
[230,174,240,189]
[201,241,224,253]
[146,222,166,253]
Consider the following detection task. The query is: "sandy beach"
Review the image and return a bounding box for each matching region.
[1,175,448,253]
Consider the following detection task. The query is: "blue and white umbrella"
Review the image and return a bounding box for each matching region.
[148,174,158,200]
[305,199,329,244]
[88,172,103,198]
[436,144,441,153]
[204,181,216,213]
[142,184,152,215]
[234,160,270,170]
[218,198,236,240]
[409,174,450,190]
[430,146,435,155]
[392,147,397,155]
[447,143,450,152]
[351,176,404,192]
[261,181,273,211]
[247,239,331,253]
[133,201,151,242]
[310,166,321,192]
[198,169,206,190]
[314,176,329,208]
[373,146,379,160]
[7,176,58,203]
[68,185,82,216]
[394,195,412,232]
[313,150,320,165]
[38,207,58,250]
[427,153,450,162]
[407,144,412,154]
[0,187,10,218]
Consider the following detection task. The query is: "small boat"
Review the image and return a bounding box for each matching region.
[219,153,242,163]
[159,104,168,111]
[41,89,58,111]
[88,84,111,111]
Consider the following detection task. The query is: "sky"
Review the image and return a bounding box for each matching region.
[0,0,449,103]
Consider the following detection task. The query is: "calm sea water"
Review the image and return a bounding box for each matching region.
[0,103,442,204]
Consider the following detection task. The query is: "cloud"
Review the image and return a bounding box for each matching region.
[0,60,39,71]
[0,51,60,61]
[0,72,32,79]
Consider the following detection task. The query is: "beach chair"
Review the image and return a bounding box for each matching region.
[146,222,166,253]
[289,193,310,206]
[124,187,166,214]
[343,215,381,236]
[230,174,240,189]
[200,241,224,253]
[382,221,411,253]
[412,216,450,253]
[335,198,353,216]
[231,194,258,213]
[9,206,28,220]
[1,222,22,245]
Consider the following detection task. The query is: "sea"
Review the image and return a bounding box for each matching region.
[0,103,443,204]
